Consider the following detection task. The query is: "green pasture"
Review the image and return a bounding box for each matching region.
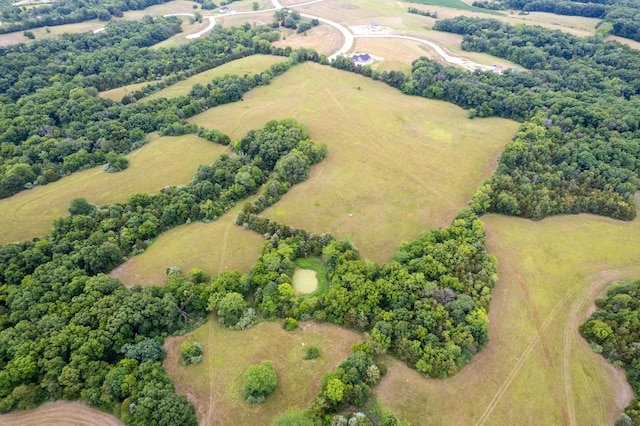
[163,319,361,425]
[189,62,519,263]
[0,134,227,245]
[110,201,264,287]
[378,211,640,424]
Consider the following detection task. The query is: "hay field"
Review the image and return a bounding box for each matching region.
[0,134,227,244]
[378,211,640,425]
[110,201,264,287]
[0,401,124,426]
[272,25,345,56]
[605,35,640,50]
[163,319,361,425]
[189,62,519,263]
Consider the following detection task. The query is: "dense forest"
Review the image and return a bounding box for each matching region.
[471,0,640,42]
[581,282,640,424]
[0,0,172,34]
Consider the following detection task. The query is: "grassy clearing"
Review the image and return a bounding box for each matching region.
[189,62,518,263]
[110,200,264,286]
[99,81,150,102]
[163,319,361,425]
[0,134,227,245]
[294,257,328,296]
[144,55,286,101]
[0,401,124,426]
[378,211,640,424]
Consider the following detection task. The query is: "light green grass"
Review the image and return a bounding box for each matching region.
[109,201,264,286]
[189,62,519,263]
[144,55,287,101]
[0,134,227,244]
[294,257,328,296]
[378,211,640,424]
[99,81,150,102]
[163,319,362,425]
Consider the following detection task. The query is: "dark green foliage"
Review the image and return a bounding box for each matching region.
[304,345,321,360]
[180,341,204,365]
[242,360,277,403]
[581,281,640,423]
[104,152,129,173]
[121,338,166,362]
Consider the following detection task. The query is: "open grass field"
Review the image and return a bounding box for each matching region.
[109,200,265,287]
[0,134,227,245]
[188,62,519,263]
[405,0,504,15]
[0,401,124,426]
[99,81,150,102]
[163,319,361,425]
[143,55,286,101]
[378,210,640,425]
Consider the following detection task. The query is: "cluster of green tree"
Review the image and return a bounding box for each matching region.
[272,8,319,33]
[330,17,640,221]
[474,0,640,41]
[0,51,296,199]
[233,208,496,379]
[0,0,171,34]
[0,119,322,422]
[407,7,438,18]
[271,341,408,425]
[242,360,277,403]
[580,281,640,424]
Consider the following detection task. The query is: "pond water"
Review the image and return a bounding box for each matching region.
[292,268,318,295]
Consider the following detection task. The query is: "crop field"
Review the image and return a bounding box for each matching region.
[378,211,640,424]
[144,55,287,101]
[163,319,362,425]
[110,200,265,287]
[0,134,227,245]
[189,62,519,263]
[0,401,124,426]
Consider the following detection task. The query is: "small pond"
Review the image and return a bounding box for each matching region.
[292,268,318,296]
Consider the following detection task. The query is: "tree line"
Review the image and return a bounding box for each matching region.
[471,0,640,42]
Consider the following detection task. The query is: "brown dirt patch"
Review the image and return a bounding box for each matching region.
[0,401,124,426]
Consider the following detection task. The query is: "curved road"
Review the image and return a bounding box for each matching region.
[163,0,490,71]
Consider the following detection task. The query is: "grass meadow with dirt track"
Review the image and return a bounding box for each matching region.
[189,61,519,262]
[378,211,640,425]
[0,134,227,244]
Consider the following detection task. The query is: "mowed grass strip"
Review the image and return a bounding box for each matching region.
[163,319,361,425]
[378,211,640,425]
[406,0,504,15]
[0,134,227,244]
[0,401,124,426]
[189,62,519,263]
[110,200,264,287]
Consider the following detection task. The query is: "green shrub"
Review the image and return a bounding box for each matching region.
[243,360,277,403]
[283,317,298,331]
[304,345,321,360]
[180,341,204,365]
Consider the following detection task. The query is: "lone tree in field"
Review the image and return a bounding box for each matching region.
[243,360,277,403]
[180,341,204,365]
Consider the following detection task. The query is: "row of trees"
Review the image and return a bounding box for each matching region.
[472,0,640,41]
[580,281,640,424]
